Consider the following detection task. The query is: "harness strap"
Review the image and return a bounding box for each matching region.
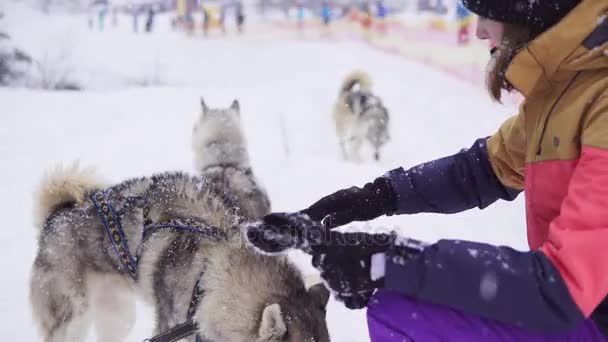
[143,220,229,242]
[143,321,199,342]
[187,273,205,320]
[143,273,205,342]
[91,191,138,279]
[142,278,206,342]
[141,221,229,342]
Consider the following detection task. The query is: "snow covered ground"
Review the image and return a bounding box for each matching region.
[1,3,526,341]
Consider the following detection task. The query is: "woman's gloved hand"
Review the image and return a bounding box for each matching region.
[302,176,398,228]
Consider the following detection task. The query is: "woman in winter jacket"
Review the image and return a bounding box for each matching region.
[246,0,608,340]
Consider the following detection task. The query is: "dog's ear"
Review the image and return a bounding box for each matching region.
[201,97,208,116]
[309,283,330,312]
[258,303,287,340]
[230,99,240,115]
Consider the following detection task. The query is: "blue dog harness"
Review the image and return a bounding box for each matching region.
[90,190,229,342]
[91,191,138,278]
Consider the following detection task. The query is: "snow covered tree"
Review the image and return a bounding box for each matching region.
[0,29,32,86]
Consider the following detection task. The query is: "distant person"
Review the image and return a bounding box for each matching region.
[219,5,226,34]
[112,7,118,27]
[235,2,245,33]
[296,2,305,29]
[145,8,155,33]
[202,7,210,36]
[456,1,473,45]
[320,1,331,26]
[132,6,140,33]
[97,5,107,32]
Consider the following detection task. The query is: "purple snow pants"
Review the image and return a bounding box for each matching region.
[367,290,606,342]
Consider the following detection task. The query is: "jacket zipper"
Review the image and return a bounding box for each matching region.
[536,72,582,156]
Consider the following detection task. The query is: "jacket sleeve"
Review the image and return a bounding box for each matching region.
[384,136,521,215]
[486,107,527,190]
[383,99,608,332]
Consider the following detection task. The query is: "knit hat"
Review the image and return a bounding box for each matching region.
[461,0,581,35]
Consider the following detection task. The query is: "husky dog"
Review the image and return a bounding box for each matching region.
[333,71,390,162]
[29,163,330,342]
[193,98,271,221]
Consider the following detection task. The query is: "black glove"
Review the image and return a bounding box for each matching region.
[245,212,425,309]
[312,231,395,309]
[302,176,398,228]
[244,212,393,308]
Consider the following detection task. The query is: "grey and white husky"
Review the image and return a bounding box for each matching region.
[333,71,390,162]
[29,163,330,342]
[192,98,271,221]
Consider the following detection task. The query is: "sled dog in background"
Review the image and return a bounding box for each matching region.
[192,98,271,221]
[333,71,390,162]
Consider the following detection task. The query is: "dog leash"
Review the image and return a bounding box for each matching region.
[143,273,205,342]
[141,219,229,342]
[143,321,200,342]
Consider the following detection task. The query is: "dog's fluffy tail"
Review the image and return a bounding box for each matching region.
[340,70,372,95]
[34,162,105,229]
